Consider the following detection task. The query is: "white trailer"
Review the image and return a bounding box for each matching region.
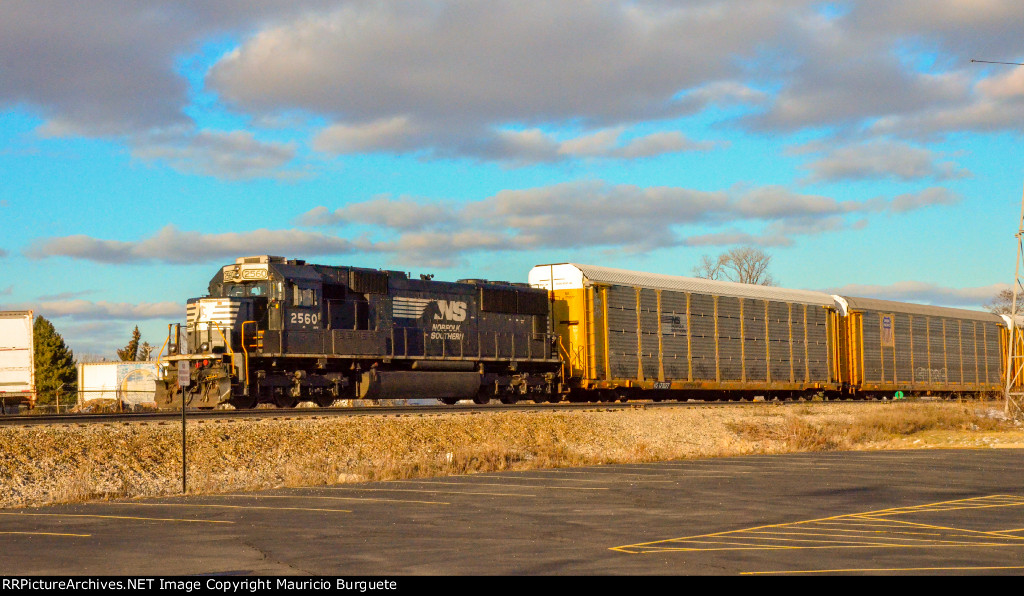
[0,311,35,408]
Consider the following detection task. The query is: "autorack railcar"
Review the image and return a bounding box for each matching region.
[832,296,1007,398]
[529,263,841,401]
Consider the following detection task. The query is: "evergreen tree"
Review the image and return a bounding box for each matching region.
[117,326,141,361]
[33,316,76,404]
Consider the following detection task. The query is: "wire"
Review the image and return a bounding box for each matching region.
[971,59,1024,66]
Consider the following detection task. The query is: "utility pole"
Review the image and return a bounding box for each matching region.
[1003,189,1024,419]
[972,59,1024,418]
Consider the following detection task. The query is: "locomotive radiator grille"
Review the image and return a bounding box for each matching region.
[186,298,243,330]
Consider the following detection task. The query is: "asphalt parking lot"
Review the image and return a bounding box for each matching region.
[2,448,1023,575]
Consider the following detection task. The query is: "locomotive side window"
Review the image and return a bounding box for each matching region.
[292,284,318,307]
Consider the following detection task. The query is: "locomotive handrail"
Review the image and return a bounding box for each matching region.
[241,321,257,390]
[154,326,170,367]
[558,336,572,385]
[212,324,237,379]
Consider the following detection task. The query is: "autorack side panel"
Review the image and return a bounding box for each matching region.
[660,290,689,381]
[689,293,717,381]
[605,285,639,380]
[767,301,792,382]
[744,298,768,382]
[639,288,660,381]
[841,295,1005,394]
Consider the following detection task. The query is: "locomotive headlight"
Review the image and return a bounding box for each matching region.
[200,342,210,352]
[168,344,178,355]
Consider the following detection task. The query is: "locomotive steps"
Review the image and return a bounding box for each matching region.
[0,400,1021,509]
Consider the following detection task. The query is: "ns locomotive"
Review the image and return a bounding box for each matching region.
[155,256,559,408]
[155,256,1021,408]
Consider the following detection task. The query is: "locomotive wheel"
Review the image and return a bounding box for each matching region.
[275,393,299,408]
[473,395,491,405]
[228,393,257,409]
[499,394,518,404]
[313,393,336,407]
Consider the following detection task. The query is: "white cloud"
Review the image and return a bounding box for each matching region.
[295,197,453,230]
[26,225,358,264]
[888,187,961,213]
[0,299,181,321]
[26,179,970,266]
[5,1,1024,166]
[826,281,1009,309]
[131,128,300,180]
[801,141,971,182]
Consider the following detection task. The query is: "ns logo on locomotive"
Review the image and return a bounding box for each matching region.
[154,256,1022,408]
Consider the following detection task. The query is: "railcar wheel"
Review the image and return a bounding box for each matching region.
[473,395,491,405]
[499,395,518,404]
[439,397,459,405]
[598,390,616,403]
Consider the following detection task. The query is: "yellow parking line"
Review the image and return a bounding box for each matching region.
[323,487,536,498]
[743,565,1024,575]
[219,493,449,506]
[740,530,1009,546]
[0,512,233,524]
[477,474,675,484]
[0,536,91,540]
[393,480,610,491]
[619,543,1017,554]
[110,502,351,513]
[524,469,677,478]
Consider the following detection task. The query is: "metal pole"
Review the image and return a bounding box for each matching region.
[178,361,190,494]
[182,392,187,494]
[1004,185,1024,419]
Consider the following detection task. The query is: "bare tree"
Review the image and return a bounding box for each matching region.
[985,287,1016,315]
[693,246,776,286]
[692,254,726,281]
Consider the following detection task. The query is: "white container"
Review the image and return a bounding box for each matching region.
[77,361,159,408]
[0,311,35,407]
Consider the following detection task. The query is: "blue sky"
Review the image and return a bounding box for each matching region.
[1,0,1024,358]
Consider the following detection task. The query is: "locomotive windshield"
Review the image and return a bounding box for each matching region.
[225,282,270,297]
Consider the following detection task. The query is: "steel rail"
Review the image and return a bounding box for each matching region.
[0,397,935,427]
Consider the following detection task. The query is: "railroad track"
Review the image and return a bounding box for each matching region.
[0,397,916,426]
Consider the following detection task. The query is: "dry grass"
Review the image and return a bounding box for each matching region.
[727,400,1015,452]
[0,401,1021,509]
